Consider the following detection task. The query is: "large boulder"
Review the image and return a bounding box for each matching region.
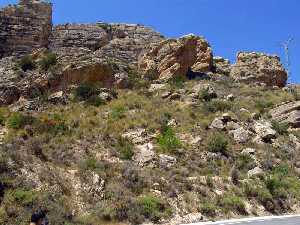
[138,34,213,81]
[270,101,300,128]
[231,52,287,87]
[253,120,277,143]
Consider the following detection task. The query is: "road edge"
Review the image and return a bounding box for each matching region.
[181,214,300,225]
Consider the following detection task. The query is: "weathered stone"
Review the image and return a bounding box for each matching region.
[248,167,264,178]
[169,92,181,100]
[48,91,67,104]
[134,143,155,166]
[231,52,287,87]
[0,85,20,105]
[61,61,115,87]
[113,72,129,89]
[229,127,251,143]
[98,88,117,102]
[270,101,300,128]
[159,154,177,168]
[95,23,164,66]
[50,24,109,51]
[241,148,256,156]
[213,56,231,76]
[0,127,7,145]
[138,34,213,81]
[226,94,235,101]
[161,91,172,99]
[122,129,150,145]
[253,120,277,142]
[0,0,52,57]
[210,113,234,130]
[148,83,167,92]
[210,117,226,130]
[9,97,38,112]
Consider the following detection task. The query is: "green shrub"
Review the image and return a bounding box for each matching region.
[6,113,34,129]
[272,164,290,177]
[236,154,256,173]
[244,182,274,208]
[157,126,182,153]
[265,176,281,194]
[74,84,99,101]
[271,120,289,135]
[111,106,126,119]
[79,156,100,171]
[19,55,36,71]
[204,100,232,113]
[257,188,273,204]
[200,202,217,217]
[138,195,171,223]
[127,70,150,89]
[0,111,6,125]
[168,76,186,89]
[219,195,246,214]
[115,137,134,160]
[207,133,229,155]
[198,88,217,102]
[86,95,105,107]
[255,100,274,114]
[206,175,214,188]
[11,189,37,206]
[265,176,288,199]
[39,52,57,71]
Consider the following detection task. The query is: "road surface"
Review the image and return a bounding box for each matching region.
[182,215,300,225]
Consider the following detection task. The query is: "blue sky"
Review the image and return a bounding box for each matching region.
[1,0,299,83]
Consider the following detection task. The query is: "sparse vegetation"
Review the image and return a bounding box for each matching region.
[6,112,34,129]
[198,88,217,102]
[200,202,217,217]
[115,137,134,160]
[204,100,232,113]
[168,76,186,89]
[157,126,182,154]
[0,73,299,224]
[219,195,246,214]
[19,55,36,71]
[137,195,171,222]
[207,133,229,155]
[39,52,57,71]
[271,120,289,135]
[74,83,99,101]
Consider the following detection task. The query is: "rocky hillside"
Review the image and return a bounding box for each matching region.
[1,1,300,225]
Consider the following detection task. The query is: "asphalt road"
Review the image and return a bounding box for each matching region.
[183,215,300,225]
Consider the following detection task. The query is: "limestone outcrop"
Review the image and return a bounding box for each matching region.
[50,24,110,51]
[50,23,164,67]
[138,34,213,81]
[0,0,52,57]
[270,101,300,128]
[231,52,287,87]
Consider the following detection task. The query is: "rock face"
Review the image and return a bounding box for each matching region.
[270,101,300,128]
[50,24,110,51]
[138,34,213,81]
[50,23,164,67]
[0,0,52,57]
[231,52,287,87]
[95,23,164,66]
[213,56,231,76]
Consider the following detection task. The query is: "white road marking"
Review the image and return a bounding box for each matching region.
[181,214,300,225]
